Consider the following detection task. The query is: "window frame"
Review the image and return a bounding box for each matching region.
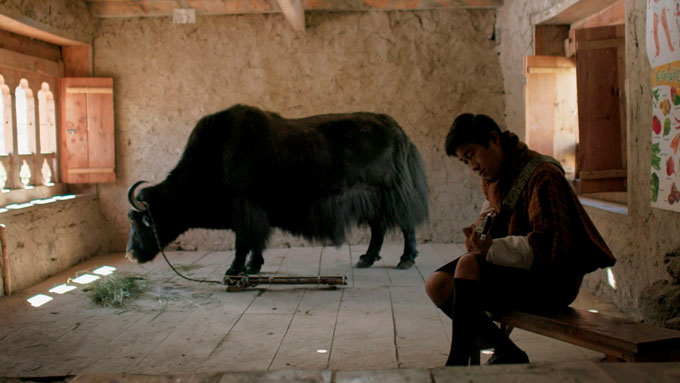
[0,33,65,207]
[527,0,628,207]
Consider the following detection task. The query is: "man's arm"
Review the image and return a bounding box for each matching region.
[484,164,570,270]
[486,236,533,270]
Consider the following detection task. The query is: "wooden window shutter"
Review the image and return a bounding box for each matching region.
[59,77,115,183]
[525,55,579,178]
[575,25,626,193]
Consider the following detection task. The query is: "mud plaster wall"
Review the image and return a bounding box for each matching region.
[497,0,680,322]
[0,0,96,44]
[2,196,114,293]
[93,10,504,254]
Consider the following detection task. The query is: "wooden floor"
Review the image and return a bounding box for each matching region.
[0,243,607,377]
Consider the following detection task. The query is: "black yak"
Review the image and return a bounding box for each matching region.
[126,104,429,277]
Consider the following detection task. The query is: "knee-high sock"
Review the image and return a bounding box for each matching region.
[445,278,479,366]
[437,297,453,319]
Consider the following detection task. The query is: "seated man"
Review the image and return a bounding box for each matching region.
[426,113,616,366]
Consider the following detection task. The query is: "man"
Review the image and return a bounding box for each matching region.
[426,113,616,366]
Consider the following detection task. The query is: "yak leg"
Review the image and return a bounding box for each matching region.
[355,222,385,269]
[225,236,251,276]
[396,226,418,270]
[246,246,265,274]
[231,202,270,275]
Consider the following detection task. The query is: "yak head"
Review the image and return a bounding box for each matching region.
[126,180,181,263]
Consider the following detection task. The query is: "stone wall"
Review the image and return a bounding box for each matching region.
[497,0,680,326]
[94,10,504,253]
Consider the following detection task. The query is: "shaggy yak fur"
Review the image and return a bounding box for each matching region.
[126,104,429,276]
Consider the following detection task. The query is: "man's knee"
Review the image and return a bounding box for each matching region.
[425,271,453,305]
[454,253,481,280]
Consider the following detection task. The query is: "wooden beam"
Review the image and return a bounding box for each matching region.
[85,0,503,18]
[0,47,63,78]
[0,14,85,46]
[276,0,305,33]
[535,0,619,25]
[570,0,624,30]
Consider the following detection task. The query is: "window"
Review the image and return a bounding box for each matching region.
[0,28,115,208]
[0,75,57,190]
[0,75,10,189]
[526,1,626,205]
[38,82,56,185]
[15,79,35,156]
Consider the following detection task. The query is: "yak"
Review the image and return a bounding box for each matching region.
[126,104,429,278]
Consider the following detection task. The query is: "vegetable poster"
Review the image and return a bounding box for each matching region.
[648,0,680,210]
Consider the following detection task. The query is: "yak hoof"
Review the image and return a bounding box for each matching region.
[225,266,245,276]
[246,257,263,274]
[396,259,415,269]
[396,253,417,269]
[355,254,381,268]
[246,263,262,274]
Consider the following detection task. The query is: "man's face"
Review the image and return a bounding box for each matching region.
[454,135,504,181]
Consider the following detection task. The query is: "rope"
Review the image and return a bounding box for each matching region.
[145,205,224,285]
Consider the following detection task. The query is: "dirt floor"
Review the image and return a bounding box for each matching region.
[0,243,621,378]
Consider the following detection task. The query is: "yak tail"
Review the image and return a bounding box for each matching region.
[387,140,429,228]
[407,141,430,223]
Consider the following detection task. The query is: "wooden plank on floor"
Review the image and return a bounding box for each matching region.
[328,286,397,370]
[76,304,198,374]
[219,370,332,383]
[414,243,448,282]
[430,243,466,263]
[15,307,149,376]
[349,245,391,289]
[391,286,449,368]
[200,284,304,372]
[243,289,305,316]
[319,245,353,287]
[132,289,260,374]
[129,251,211,279]
[70,373,224,383]
[1,267,151,375]
[258,247,290,275]
[45,252,223,373]
[271,246,321,279]
[372,240,404,268]
[432,361,618,382]
[201,312,297,372]
[156,251,232,284]
[381,243,423,287]
[149,251,216,283]
[336,369,433,383]
[268,289,343,370]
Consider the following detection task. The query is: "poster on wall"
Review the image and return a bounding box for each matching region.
[648,0,680,211]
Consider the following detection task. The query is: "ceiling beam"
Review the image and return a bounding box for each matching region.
[85,0,503,18]
[276,0,305,33]
[535,0,620,25]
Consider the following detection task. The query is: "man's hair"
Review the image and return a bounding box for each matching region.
[445,113,502,157]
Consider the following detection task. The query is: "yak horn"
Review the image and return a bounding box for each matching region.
[127,180,149,212]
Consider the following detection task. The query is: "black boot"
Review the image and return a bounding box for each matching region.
[475,311,529,364]
[445,278,479,366]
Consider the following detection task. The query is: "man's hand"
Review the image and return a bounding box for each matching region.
[462,225,492,257]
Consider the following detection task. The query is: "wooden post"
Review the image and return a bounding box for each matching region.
[1,224,9,295]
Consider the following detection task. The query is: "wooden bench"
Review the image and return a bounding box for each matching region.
[477,307,680,363]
